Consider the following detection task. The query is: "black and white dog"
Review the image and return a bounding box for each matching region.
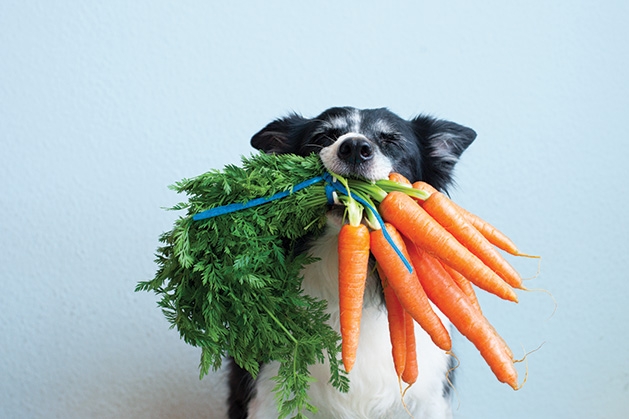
[228,107,476,418]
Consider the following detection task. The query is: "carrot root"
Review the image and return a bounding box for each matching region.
[401,310,418,386]
[338,223,371,372]
[378,265,407,379]
[445,351,461,410]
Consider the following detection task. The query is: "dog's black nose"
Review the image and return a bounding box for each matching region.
[337,137,374,164]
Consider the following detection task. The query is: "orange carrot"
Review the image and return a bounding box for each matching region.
[377,265,406,379]
[338,223,371,372]
[379,191,518,302]
[370,223,452,351]
[406,243,518,389]
[401,310,418,385]
[440,262,482,313]
[412,181,438,195]
[420,190,523,289]
[414,181,535,258]
[389,172,412,186]
[456,206,537,257]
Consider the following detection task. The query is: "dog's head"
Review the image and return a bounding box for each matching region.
[251,107,476,192]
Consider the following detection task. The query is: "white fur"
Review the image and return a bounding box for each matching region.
[247,219,454,419]
[329,108,361,133]
[372,119,394,136]
[319,133,393,181]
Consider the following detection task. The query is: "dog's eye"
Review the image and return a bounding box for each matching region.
[380,132,400,144]
[312,135,334,147]
[300,131,339,154]
[313,130,342,147]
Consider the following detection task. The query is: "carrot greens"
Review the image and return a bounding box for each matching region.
[136,152,348,419]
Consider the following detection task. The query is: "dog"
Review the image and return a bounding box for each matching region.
[227,107,476,418]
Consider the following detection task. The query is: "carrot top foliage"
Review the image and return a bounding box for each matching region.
[136,152,348,418]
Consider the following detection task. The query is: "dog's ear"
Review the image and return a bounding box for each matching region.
[250,113,310,154]
[411,115,477,192]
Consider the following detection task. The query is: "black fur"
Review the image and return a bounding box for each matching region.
[227,358,256,419]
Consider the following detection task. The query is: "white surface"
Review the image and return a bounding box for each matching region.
[2,1,628,418]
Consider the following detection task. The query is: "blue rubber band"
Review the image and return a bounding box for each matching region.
[321,173,413,273]
[192,171,412,273]
[192,175,326,221]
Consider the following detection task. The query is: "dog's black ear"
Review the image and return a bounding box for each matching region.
[250,113,310,154]
[411,115,477,192]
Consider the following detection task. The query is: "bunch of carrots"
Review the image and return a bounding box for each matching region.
[335,172,538,391]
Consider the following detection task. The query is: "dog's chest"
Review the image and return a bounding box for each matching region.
[247,222,454,418]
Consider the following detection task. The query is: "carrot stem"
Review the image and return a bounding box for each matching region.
[347,179,389,202]
[375,179,430,200]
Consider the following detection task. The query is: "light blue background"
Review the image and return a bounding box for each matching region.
[2,1,628,418]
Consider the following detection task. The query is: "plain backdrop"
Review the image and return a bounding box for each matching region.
[2,1,628,418]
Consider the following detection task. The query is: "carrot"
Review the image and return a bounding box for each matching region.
[406,242,518,389]
[379,191,518,302]
[432,259,514,361]
[437,265,515,359]
[420,189,523,289]
[412,181,438,195]
[413,181,524,287]
[338,223,371,373]
[377,265,406,380]
[388,172,412,186]
[440,262,482,313]
[370,223,452,351]
[401,310,418,385]
[413,181,536,258]
[456,205,538,258]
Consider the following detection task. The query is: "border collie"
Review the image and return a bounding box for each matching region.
[228,107,476,418]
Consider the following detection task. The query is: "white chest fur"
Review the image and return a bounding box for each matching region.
[247,221,454,419]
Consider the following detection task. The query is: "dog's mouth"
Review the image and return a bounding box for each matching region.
[320,135,393,227]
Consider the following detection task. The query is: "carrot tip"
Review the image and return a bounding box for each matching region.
[514,252,541,259]
[521,287,557,320]
[343,361,355,373]
[521,255,543,282]
[514,341,545,364]
[399,384,414,418]
[510,342,546,390]
[504,290,519,303]
[444,351,461,409]
[513,364,528,390]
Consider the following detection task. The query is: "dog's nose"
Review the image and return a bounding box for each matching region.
[337,137,374,164]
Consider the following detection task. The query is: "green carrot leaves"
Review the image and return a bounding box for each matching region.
[136,152,347,418]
